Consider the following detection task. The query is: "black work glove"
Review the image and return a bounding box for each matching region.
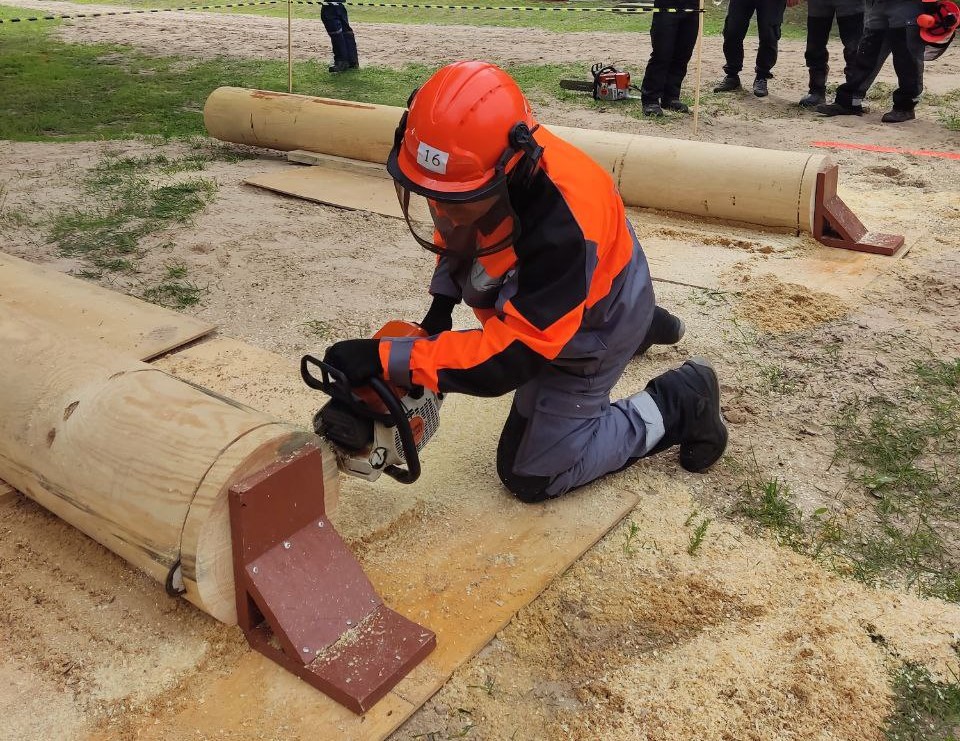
[323,338,382,386]
[418,294,459,336]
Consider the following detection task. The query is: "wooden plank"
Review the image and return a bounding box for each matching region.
[0,252,215,361]
[287,149,391,179]
[0,480,17,507]
[140,339,639,740]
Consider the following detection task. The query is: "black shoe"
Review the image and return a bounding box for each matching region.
[881,108,915,123]
[645,357,728,473]
[328,59,351,73]
[753,77,768,97]
[636,306,686,356]
[713,75,741,93]
[799,91,825,108]
[662,99,690,113]
[816,101,864,116]
[643,102,664,117]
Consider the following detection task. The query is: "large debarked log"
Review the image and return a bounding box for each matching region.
[0,304,337,624]
[204,87,904,254]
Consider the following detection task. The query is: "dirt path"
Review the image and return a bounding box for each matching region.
[2,10,960,741]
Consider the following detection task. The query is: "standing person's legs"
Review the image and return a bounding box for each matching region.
[819,0,889,112]
[663,9,700,108]
[884,0,924,118]
[340,8,359,68]
[641,12,682,113]
[836,6,866,77]
[755,0,788,78]
[801,0,837,105]
[716,0,757,88]
[321,4,353,72]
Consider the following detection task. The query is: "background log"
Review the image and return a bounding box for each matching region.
[204,86,828,232]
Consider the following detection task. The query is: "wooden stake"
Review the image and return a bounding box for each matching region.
[692,0,705,136]
[287,0,293,93]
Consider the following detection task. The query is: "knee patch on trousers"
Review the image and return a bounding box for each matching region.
[496,406,553,504]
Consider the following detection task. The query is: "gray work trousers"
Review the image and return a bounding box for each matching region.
[496,239,663,501]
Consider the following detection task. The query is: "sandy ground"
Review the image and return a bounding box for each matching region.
[2,6,960,740]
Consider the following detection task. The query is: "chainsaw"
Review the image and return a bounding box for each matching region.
[300,321,443,484]
[560,62,639,101]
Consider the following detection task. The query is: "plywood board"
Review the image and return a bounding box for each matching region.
[0,253,215,361]
[145,337,640,740]
[246,166,403,219]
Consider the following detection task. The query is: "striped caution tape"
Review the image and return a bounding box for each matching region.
[0,0,282,22]
[295,1,699,12]
[0,0,703,22]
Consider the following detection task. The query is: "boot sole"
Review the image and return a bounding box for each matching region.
[679,357,728,473]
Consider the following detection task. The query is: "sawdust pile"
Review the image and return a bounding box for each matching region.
[732,273,851,334]
[409,473,960,741]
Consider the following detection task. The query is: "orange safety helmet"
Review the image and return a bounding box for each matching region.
[386,61,544,258]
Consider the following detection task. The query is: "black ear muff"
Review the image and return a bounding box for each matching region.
[507,122,544,186]
[392,110,409,151]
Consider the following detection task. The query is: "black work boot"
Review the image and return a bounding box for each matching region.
[713,75,741,93]
[816,101,864,116]
[643,102,664,117]
[753,77,768,97]
[881,108,915,123]
[644,357,728,473]
[328,59,351,73]
[636,306,686,356]
[662,99,690,113]
[800,69,827,108]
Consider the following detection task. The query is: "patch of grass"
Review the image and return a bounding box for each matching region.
[49,152,218,304]
[734,473,809,550]
[686,516,711,556]
[623,519,641,556]
[141,263,208,308]
[885,662,960,741]
[302,318,338,340]
[50,153,217,276]
[758,362,804,395]
[734,356,960,601]
[466,676,496,697]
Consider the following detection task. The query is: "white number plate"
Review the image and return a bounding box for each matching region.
[417,142,449,175]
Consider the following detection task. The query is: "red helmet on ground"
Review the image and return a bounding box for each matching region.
[918,0,959,45]
[386,61,544,258]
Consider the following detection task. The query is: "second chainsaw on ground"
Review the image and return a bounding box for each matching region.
[560,63,639,101]
[301,321,443,485]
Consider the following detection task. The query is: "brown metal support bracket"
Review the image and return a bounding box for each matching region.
[812,164,906,256]
[229,442,436,714]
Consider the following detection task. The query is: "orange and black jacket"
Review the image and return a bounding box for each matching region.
[378,126,642,397]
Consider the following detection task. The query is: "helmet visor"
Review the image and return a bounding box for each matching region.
[395,180,519,258]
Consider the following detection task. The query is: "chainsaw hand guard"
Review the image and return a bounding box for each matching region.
[300,355,422,484]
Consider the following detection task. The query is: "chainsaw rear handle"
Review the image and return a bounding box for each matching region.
[300,355,421,484]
